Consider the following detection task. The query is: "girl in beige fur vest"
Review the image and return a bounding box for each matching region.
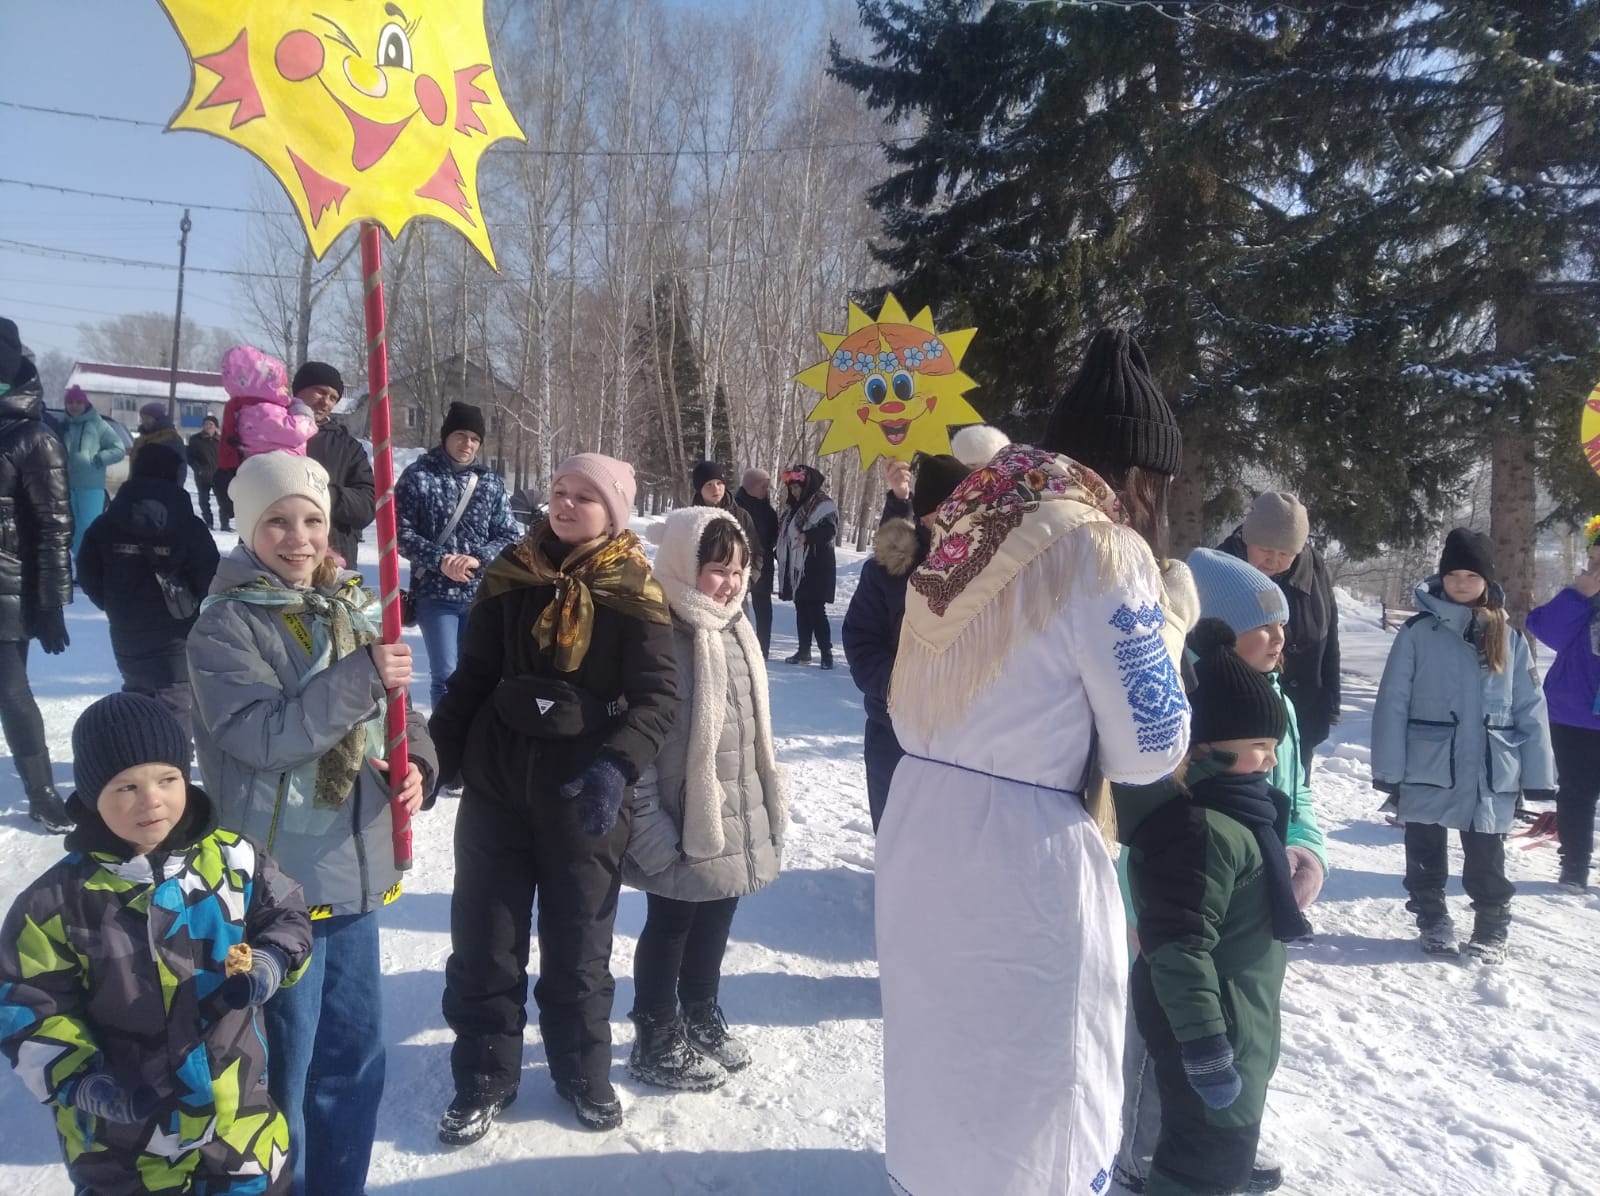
[624,507,787,1091]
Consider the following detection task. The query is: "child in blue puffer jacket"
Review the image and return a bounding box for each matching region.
[1372,529,1554,963]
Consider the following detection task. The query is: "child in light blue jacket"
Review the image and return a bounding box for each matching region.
[1371,529,1554,963]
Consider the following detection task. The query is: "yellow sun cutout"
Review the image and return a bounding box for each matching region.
[159,0,525,266]
[795,295,982,470]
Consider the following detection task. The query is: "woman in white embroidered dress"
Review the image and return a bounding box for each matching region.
[877,328,1195,1196]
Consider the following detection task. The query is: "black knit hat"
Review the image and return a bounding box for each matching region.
[1188,619,1288,747]
[441,401,486,442]
[1438,527,1494,584]
[692,461,727,493]
[72,693,190,805]
[912,454,970,520]
[291,360,344,399]
[1042,328,1182,477]
[0,317,19,385]
[132,440,184,484]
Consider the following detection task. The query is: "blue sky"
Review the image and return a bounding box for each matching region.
[2,2,273,361]
[1,0,792,368]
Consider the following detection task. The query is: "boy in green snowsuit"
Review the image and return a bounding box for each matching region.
[1116,621,1311,1196]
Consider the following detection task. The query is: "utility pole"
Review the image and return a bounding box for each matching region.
[167,208,192,421]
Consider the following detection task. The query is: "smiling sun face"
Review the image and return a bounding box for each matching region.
[795,295,981,469]
[160,0,524,266]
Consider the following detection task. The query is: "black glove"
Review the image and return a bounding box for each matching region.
[560,752,630,837]
[1521,789,1556,805]
[61,1073,159,1124]
[33,606,69,655]
[1180,1033,1242,1110]
[219,945,288,1010]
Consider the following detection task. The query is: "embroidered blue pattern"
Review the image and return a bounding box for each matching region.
[1109,604,1186,752]
[1107,602,1164,635]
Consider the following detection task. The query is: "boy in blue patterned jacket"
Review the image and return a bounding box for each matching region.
[0,693,313,1195]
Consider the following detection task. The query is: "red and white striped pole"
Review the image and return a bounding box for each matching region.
[360,221,413,872]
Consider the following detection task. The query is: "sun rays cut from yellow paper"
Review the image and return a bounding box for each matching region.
[796,295,981,470]
[159,0,524,267]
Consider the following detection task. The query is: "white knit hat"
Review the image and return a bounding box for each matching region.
[231,451,332,545]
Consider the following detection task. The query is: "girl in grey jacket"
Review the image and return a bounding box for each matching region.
[1371,529,1554,964]
[624,506,787,1091]
[188,452,435,1196]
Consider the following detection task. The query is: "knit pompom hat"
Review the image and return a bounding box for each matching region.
[1438,527,1494,584]
[1242,491,1310,556]
[554,453,636,537]
[231,451,333,546]
[1187,547,1289,637]
[1041,328,1182,478]
[1188,619,1289,747]
[73,692,190,806]
[220,345,289,403]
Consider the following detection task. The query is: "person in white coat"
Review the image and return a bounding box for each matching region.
[877,328,1195,1196]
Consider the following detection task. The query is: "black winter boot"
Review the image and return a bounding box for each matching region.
[627,1011,727,1092]
[785,651,811,665]
[682,1000,751,1073]
[18,756,72,835]
[819,650,835,671]
[553,1075,624,1131]
[437,1089,516,1146]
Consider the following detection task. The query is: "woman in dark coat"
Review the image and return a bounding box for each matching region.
[0,317,74,832]
[430,452,677,1145]
[776,464,838,668]
[1218,491,1340,774]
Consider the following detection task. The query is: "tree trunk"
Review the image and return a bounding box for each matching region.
[1490,100,1538,624]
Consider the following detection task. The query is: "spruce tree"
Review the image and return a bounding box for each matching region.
[830,0,1477,555]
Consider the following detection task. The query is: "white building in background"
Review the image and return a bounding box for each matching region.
[64,362,229,435]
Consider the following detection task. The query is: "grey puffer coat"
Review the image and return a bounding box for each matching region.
[624,616,784,901]
[188,549,438,918]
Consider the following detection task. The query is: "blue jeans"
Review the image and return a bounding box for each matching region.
[265,912,385,1196]
[414,594,471,707]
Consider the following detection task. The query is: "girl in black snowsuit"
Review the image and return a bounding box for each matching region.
[430,452,677,1145]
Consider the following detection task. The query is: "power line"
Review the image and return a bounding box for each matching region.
[0,99,911,159]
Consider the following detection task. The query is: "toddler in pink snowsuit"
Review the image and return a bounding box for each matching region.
[220,345,317,459]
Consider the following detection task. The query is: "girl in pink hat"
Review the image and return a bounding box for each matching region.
[219,345,317,459]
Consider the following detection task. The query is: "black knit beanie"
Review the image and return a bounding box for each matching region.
[692,461,727,493]
[72,693,191,805]
[1188,619,1288,746]
[1041,328,1182,477]
[912,454,970,520]
[132,440,184,484]
[441,401,486,442]
[1438,527,1494,584]
[0,317,19,385]
[291,360,344,398]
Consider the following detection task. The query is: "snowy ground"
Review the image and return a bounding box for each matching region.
[2,529,1598,1195]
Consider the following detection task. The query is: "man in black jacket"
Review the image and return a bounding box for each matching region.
[295,361,376,567]
[0,317,74,832]
[79,442,219,744]
[186,414,221,528]
[1218,491,1341,776]
[734,467,779,657]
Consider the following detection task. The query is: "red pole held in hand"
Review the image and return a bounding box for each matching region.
[361,221,414,872]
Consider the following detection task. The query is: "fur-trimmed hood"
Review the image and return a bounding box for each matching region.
[873,518,928,579]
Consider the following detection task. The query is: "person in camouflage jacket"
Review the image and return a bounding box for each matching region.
[0,694,313,1195]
